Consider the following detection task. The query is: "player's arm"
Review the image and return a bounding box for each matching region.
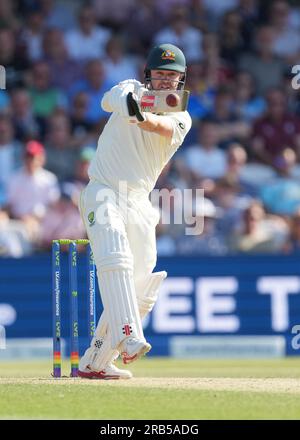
[138,113,173,139]
[101,90,114,112]
[127,92,173,138]
[101,80,145,114]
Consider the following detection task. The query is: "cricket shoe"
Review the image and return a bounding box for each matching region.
[120,337,152,365]
[78,363,132,380]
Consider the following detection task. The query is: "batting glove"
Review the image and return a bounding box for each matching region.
[126,92,145,123]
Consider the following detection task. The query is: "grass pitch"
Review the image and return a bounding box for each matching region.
[0,358,300,419]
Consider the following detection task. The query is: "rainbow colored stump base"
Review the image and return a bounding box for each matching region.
[52,239,96,378]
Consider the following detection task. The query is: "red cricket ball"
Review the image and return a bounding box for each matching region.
[166,93,179,107]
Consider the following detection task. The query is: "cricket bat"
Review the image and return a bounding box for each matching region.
[138,90,190,113]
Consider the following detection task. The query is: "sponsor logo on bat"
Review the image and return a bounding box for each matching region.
[141,95,156,107]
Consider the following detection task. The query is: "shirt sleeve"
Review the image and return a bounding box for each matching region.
[168,111,192,152]
[101,79,144,113]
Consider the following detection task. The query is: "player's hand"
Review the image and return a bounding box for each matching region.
[126,92,145,123]
[103,83,135,117]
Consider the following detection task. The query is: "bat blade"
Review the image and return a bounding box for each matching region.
[139,90,190,113]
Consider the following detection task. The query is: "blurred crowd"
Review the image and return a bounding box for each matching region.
[1,0,300,257]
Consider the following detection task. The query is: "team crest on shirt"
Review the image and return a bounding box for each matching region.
[161,50,175,60]
[88,211,95,226]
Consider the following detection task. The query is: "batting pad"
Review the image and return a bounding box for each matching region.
[137,271,167,318]
[79,313,119,372]
[96,227,144,349]
[80,271,167,371]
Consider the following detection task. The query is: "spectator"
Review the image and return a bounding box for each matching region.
[268,0,300,63]
[219,10,245,68]
[7,140,60,220]
[0,28,30,88]
[69,146,96,204]
[230,200,286,253]
[39,183,86,249]
[202,0,239,30]
[155,0,192,21]
[202,32,231,86]
[153,5,203,62]
[260,148,300,216]
[184,119,227,179]
[39,0,76,31]
[125,0,165,55]
[44,113,78,181]
[0,116,22,203]
[20,7,45,61]
[0,0,20,31]
[70,92,94,148]
[74,147,95,186]
[283,208,300,253]
[103,36,139,84]
[185,61,216,120]
[209,86,251,149]
[182,58,214,146]
[224,143,251,189]
[252,88,300,166]
[287,3,300,31]
[28,61,67,121]
[213,177,251,237]
[42,28,83,93]
[65,5,112,61]
[224,142,265,196]
[93,0,135,31]
[190,0,210,31]
[237,0,260,48]
[0,209,32,257]
[233,71,266,121]
[177,197,228,255]
[238,25,285,95]
[69,59,112,124]
[10,88,40,142]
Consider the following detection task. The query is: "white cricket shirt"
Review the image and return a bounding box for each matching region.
[88,94,191,196]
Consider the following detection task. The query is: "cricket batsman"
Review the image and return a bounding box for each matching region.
[78,44,191,379]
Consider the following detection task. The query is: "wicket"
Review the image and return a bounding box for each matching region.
[52,239,96,378]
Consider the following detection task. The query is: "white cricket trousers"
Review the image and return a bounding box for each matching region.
[79,179,159,350]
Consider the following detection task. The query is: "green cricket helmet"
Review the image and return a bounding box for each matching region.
[144,43,187,90]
